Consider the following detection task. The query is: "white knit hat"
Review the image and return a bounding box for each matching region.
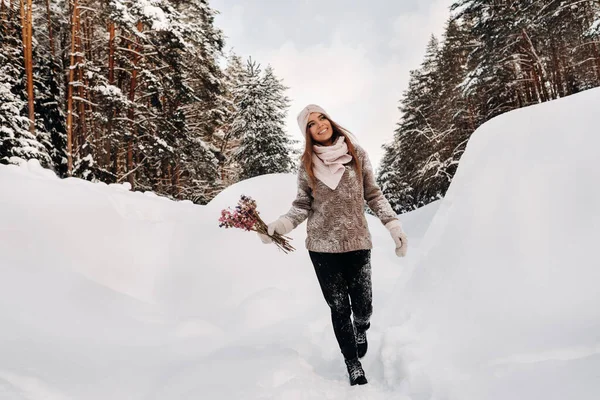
[296,104,331,136]
[297,104,358,144]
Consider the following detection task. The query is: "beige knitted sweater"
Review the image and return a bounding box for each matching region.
[282,144,398,253]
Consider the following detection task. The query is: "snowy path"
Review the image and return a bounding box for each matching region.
[0,163,435,399]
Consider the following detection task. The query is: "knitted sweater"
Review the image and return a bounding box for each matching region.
[282,144,398,253]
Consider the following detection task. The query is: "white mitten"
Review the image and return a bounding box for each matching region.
[268,217,294,236]
[257,217,294,244]
[385,219,408,257]
[257,232,273,244]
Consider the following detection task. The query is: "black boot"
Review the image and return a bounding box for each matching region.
[356,329,368,358]
[345,358,368,386]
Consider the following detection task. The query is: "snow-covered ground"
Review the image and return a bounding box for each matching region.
[1,88,599,399]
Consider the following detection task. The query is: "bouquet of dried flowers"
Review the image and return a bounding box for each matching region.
[218,195,295,253]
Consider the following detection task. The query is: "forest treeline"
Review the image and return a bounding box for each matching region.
[2,1,599,210]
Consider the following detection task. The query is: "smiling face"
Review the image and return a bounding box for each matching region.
[307,112,334,146]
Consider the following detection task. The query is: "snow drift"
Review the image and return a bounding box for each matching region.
[384,87,600,399]
[1,87,599,399]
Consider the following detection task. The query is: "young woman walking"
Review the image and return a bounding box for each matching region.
[258,104,408,386]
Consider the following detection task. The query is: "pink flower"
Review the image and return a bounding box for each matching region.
[218,194,295,253]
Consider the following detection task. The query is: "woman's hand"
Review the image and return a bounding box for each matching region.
[385,219,408,257]
[257,232,273,244]
[257,217,294,244]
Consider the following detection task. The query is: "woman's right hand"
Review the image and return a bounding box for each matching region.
[257,231,273,244]
[257,217,294,244]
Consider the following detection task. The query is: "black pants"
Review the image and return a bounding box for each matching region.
[308,249,373,360]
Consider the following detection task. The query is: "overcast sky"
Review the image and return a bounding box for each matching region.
[211,0,455,169]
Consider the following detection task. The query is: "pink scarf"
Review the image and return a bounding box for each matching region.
[312,136,353,190]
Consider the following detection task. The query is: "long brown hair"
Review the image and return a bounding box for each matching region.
[301,115,362,189]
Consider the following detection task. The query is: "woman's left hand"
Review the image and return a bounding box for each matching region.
[385,220,408,257]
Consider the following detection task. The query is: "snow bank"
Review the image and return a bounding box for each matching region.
[384,88,600,399]
[0,160,425,399]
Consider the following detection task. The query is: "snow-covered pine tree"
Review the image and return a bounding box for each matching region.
[119,0,224,202]
[55,0,225,202]
[174,0,227,202]
[423,19,474,192]
[410,35,458,206]
[86,0,150,184]
[32,2,67,177]
[532,0,600,95]
[178,0,226,147]
[381,0,599,211]
[385,37,444,211]
[0,1,51,167]
[452,0,525,121]
[376,141,407,213]
[450,0,599,129]
[378,70,425,212]
[231,60,297,180]
[215,52,247,186]
[255,65,298,169]
[61,0,96,180]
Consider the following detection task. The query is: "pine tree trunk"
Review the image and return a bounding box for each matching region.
[75,8,87,158]
[44,0,55,59]
[105,21,115,170]
[511,61,525,108]
[550,41,565,98]
[108,21,115,86]
[66,0,79,174]
[20,0,34,135]
[536,75,545,102]
[77,13,87,151]
[126,20,143,188]
[83,19,92,61]
[529,68,542,103]
[522,29,550,102]
[161,160,168,194]
[26,0,33,132]
[591,42,600,83]
[156,165,162,193]
[466,99,476,132]
[116,143,124,177]
[19,1,26,79]
[220,128,232,182]
[82,17,97,156]
[1,1,6,30]
[167,163,173,196]
[174,163,181,199]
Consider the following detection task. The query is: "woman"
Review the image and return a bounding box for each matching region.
[258,104,408,386]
